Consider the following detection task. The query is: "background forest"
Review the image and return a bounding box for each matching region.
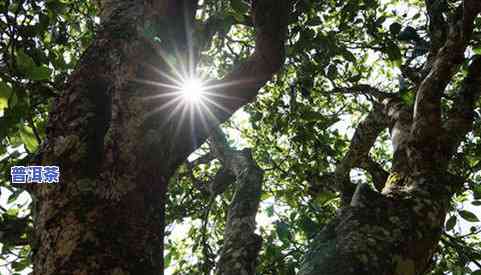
[0,0,481,274]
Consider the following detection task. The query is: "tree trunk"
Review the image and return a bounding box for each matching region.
[299,173,459,275]
[209,129,264,275]
[299,5,481,274]
[29,0,289,274]
[30,1,198,274]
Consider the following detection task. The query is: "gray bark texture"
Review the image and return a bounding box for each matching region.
[299,3,481,274]
[30,0,289,274]
[210,128,264,275]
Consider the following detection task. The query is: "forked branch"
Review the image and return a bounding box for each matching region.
[409,3,481,172]
[209,128,264,275]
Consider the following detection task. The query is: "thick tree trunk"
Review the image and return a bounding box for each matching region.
[299,173,460,275]
[29,0,289,274]
[30,1,197,274]
[299,4,481,274]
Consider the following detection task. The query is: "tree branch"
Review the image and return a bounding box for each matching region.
[186,152,215,169]
[339,104,388,197]
[443,55,481,159]
[208,128,264,275]
[409,3,481,173]
[358,157,389,191]
[424,0,448,70]
[383,97,413,175]
[206,0,290,120]
[401,64,423,87]
[155,0,292,166]
[332,85,394,101]
[309,104,389,204]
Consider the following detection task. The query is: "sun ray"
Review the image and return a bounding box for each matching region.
[198,99,222,127]
[202,96,237,114]
[199,90,241,101]
[173,103,191,139]
[201,77,260,91]
[132,78,180,91]
[166,101,188,123]
[147,45,187,83]
[142,96,184,120]
[174,47,190,82]
[193,101,215,140]
[145,64,185,87]
[140,92,182,102]
[189,103,202,149]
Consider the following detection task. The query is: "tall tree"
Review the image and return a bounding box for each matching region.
[2,0,288,274]
[31,1,288,274]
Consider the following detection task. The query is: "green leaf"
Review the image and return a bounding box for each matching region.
[472,270,481,275]
[20,126,39,152]
[0,81,13,110]
[7,190,23,204]
[266,205,274,217]
[30,65,52,80]
[389,22,402,36]
[303,110,324,121]
[46,0,67,14]
[400,90,415,106]
[164,252,172,267]
[231,0,249,14]
[472,200,481,206]
[307,16,322,26]
[445,215,457,231]
[37,13,50,33]
[398,26,419,41]
[327,64,337,79]
[11,258,30,271]
[7,208,19,216]
[16,49,36,74]
[341,49,356,63]
[474,185,481,200]
[348,74,362,82]
[275,221,291,244]
[459,210,480,223]
[16,49,51,80]
[385,43,402,62]
[299,215,318,237]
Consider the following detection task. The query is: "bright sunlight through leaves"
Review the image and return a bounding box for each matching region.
[180,78,205,102]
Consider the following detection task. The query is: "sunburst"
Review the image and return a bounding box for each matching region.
[180,77,206,103]
[131,17,259,142]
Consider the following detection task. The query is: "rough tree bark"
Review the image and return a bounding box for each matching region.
[29,1,289,274]
[209,128,264,275]
[189,128,264,275]
[299,2,481,274]
[24,0,479,274]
